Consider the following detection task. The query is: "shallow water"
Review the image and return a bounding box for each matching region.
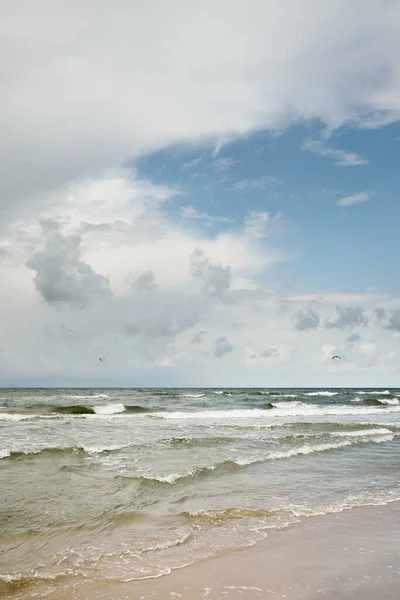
[1,387,400,596]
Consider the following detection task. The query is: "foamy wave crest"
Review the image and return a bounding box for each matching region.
[377,398,399,406]
[332,428,393,439]
[272,401,305,409]
[154,409,267,419]
[269,405,400,417]
[0,443,130,460]
[69,394,110,399]
[0,413,38,421]
[157,403,400,420]
[92,403,126,415]
[304,391,338,397]
[136,436,393,484]
[179,393,206,398]
[357,390,393,395]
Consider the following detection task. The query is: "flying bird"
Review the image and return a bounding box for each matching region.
[99,357,106,362]
[332,355,341,360]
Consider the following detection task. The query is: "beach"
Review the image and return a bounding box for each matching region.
[1,387,400,598]
[48,502,400,600]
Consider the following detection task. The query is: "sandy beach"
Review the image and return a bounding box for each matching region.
[4,501,397,600]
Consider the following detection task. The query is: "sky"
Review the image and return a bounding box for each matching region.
[0,0,400,387]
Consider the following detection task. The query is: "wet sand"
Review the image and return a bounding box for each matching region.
[21,501,399,600]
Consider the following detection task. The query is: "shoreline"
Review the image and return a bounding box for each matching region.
[22,500,400,600]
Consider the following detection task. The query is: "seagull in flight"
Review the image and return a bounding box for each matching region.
[99,357,106,362]
[332,355,341,360]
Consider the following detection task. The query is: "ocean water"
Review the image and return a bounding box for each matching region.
[1,387,400,597]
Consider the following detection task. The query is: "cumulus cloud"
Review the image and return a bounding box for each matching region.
[387,310,400,331]
[189,249,231,297]
[191,332,203,344]
[132,270,157,293]
[2,2,400,386]
[26,220,110,307]
[374,308,387,322]
[325,306,368,329]
[294,309,320,331]
[259,347,280,358]
[213,336,233,357]
[346,332,362,345]
[336,192,370,207]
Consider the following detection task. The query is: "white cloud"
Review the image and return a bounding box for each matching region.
[294,309,320,331]
[302,139,369,166]
[244,211,283,240]
[180,206,231,225]
[213,336,233,357]
[2,0,400,211]
[1,1,400,386]
[337,192,370,207]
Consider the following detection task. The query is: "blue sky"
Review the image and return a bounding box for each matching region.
[1,1,400,386]
[135,122,400,295]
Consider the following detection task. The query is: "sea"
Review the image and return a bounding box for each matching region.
[1,387,400,598]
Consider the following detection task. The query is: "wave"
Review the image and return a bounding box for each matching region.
[357,390,393,396]
[268,405,400,416]
[169,435,244,448]
[179,393,206,398]
[304,391,338,397]
[67,394,110,399]
[124,405,153,413]
[281,428,393,442]
[0,413,35,421]
[0,444,130,461]
[155,403,400,420]
[119,436,393,487]
[154,409,270,419]
[55,405,95,415]
[180,508,282,522]
[92,402,126,415]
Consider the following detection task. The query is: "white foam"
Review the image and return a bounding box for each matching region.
[179,393,206,398]
[0,413,35,421]
[92,403,126,415]
[68,394,110,399]
[332,428,393,438]
[357,390,392,395]
[304,391,338,397]
[265,435,392,460]
[269,405,400,417]
[272,401,305,409]
[378,398,399,405]
[0,449,11,459]
[155,404,400,420]
[155,409,267,419]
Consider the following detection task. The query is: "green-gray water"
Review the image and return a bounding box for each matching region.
[1,387,400,597]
